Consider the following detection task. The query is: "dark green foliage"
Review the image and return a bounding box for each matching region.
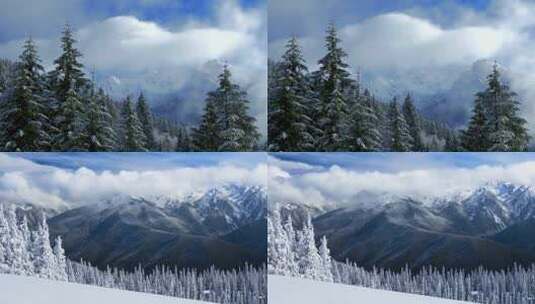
[402,94,424,151]
[136,92,156,150]
[388,97,412,152]
[269,37,314,151]
[0,38,52,151]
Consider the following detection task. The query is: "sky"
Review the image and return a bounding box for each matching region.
[0,152,266,209]
[268,153,535,207]
[269,0,535,130]
[0,0,267,137]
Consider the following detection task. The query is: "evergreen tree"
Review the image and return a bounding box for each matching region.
[48,23,87,101]
[55,84,87,151]
[192,99,220,151]
[120,96,147,151]
[53,236,68,281]
[209,65,259,151]
[4,205,25,274]
[269,37,314,151]
[136,92,156,150]
[445,131,460,152]
[316,23,351,151]
[175,126,191,152]
[402,93,424,151]
[1,38,51,151]
[318,236,333,282]
[32,214,56,279]
[297,214,322,280]
[388,97,412,152]
[485,65,529,151]
[347,89,381,151]
[48,24,89,151]
[19,216,34,275]
[85,88,116,151]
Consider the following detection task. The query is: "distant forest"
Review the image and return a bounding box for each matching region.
[0,24,260,152]
[269,24,529,152]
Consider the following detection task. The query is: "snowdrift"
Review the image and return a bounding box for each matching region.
[268,275,476,304]
[0,274,214,304]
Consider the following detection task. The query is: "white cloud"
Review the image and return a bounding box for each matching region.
[0,154,266,209]
[0,0,267,137]
[269,159,535,207]
[270,10,515,70]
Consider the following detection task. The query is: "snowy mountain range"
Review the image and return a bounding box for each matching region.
[284,182,535,271]
[5,185,267,271]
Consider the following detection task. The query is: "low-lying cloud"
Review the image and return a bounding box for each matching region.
[0,154,267,209]
[269,157,535,207]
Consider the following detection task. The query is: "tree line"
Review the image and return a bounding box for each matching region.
[0,202,266,304]
[0,24,260,152]
[269,23,530,152]
[268,205,535,303]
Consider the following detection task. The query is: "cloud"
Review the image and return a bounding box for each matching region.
[268,157,535,207]
[0,154,266,209]
[269,0,535,134]
[269,9,515,70]
[0,0,267,137]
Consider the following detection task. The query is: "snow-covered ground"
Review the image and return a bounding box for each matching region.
[268,275,476,304]
[0,274,213,304]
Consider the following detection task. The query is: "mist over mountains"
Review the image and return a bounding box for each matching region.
[4,184,267,271]
[280,182,535,271]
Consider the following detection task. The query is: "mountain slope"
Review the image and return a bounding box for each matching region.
[303,182,535,270]
[268,275,475,304]
[0,274,212,304]
[48,185,267,271]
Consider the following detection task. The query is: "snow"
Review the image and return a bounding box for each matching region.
[0,274,213,304]
[268,275,476,304]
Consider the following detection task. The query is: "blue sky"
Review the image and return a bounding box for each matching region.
[11,152,266,172]
[270,152,535,173]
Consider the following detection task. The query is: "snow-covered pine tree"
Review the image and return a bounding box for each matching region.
[55,83,87,151]
[0,205,6,270]
[0,38,52,151]
[282,214,299,277]
[215,65,260,151]
[318,236,333,282]
[48,24,89,151]
[297,214,322,280]
[85,88,117,151]
[346,88,381,151]
[53,236,67,281]
[388,97,412,152]
[120,96,147,151]
[192,98,220,151]
[402,93,424,151]
[316,23,351,151]
[48,23,88,102]
[19,216,34,275]
[268,204,293,275]
[483,64,529,151]
[136,92,156,150]
[32,214,56,279]
[4,205,25,275]
[269,37,314,151]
